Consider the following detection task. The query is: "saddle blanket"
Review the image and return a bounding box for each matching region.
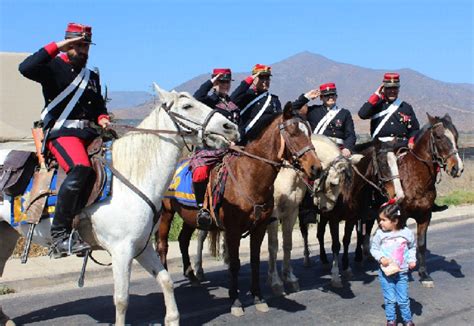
[164,159,197,207]
[8,157,113,227]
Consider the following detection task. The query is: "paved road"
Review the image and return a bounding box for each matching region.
[1,218,473,325]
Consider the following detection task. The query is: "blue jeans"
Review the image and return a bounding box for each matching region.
[378,269,412,322]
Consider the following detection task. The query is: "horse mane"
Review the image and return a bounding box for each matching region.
[354,141,375,155]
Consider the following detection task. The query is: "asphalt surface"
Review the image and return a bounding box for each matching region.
[1,216,473,325]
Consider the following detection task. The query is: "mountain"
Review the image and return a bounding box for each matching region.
[113,51,474,132]
[107,91,153,110]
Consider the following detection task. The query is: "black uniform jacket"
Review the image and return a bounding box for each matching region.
[230,80,282,142]
[292,94,356,151]
[193,80,239,124]
[18,43,108,140]
[358,94,420,146]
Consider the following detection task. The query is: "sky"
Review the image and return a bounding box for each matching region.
[0,0,472,92]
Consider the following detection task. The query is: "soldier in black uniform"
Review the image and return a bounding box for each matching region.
[191,68,239,229]
[230,64,282,143]
[293,82,356,223]
[19,23,110,257]
[292,82,356,156]
[359,73,447,211]
[359,73,419,149]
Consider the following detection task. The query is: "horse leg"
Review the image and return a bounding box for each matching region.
[194,229,208,282]
[226,231,243,316]
[329,218,343,287]
[135,244,179,325]
[299,219,312,267]
[0,222,20,277]
[155,207,174,270]
[250,223,269,313]
[110,246,134,326]
[0,223,19,326]
[342,220,355,273]
[417,217,434,287]
[317,216,330,270]
[267,219,284,296]
[282,210,300,293]
[178,223,200,286]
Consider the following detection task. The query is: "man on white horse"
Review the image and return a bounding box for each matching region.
[292,82,356,223]
[190,68,240,229]
[18,22,110,257]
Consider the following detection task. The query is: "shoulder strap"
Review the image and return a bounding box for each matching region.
[371,99,402,139]
[313,106,341,135]
[40,68,87,120]
[51,69,91,131]
[240,91,268,116]
[244,93,273,134]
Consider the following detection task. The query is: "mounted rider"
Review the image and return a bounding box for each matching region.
[293,82,356,223]
[358,73,419,200]
[18,23,110,257]
[230,64,282,144]
[190,68,239,229]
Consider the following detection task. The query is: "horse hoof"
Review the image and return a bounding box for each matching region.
[195,269,206,282]
[184,269,201,287]
[271,283,285,297]
[254,297,269,313]
[231,306,245,317]
[286,280,300,293]
[421,280,435,288]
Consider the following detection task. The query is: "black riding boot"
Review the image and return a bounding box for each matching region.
[50,165,95,258]
[299,191,317,225]
[193,180,212,230]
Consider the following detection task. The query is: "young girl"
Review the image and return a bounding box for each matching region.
[370,199,417,326]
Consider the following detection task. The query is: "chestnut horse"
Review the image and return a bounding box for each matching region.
[156,103,321,316]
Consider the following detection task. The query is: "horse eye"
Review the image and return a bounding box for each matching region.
[182,104,193,110]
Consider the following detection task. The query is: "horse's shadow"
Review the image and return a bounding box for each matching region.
[420,249,465,279]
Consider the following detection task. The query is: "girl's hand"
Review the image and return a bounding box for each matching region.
[408,262,417,270]
[380,257,390,267]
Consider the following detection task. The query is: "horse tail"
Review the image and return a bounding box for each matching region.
[208,230,221,258]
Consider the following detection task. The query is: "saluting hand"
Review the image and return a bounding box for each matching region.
[211,73,224,85]
[375,83,384,96]
[305,89,321,100]
[56,36,86,52]
[99,117,111,129]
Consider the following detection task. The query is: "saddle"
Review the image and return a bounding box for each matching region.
[6,137,108,226]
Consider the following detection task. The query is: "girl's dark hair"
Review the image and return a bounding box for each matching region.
[378,202,405,229]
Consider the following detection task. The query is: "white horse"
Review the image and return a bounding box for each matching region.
[0,84,239,326]
[193,135,362,290]
[267,135,362,295]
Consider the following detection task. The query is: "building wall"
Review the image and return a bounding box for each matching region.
[0,52,42,141]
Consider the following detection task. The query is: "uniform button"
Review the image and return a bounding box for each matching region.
[88,86,91,89]
[71,68,74,72]
[391,134,394,136]
[390,122,394,125]
[88,101,91,105]
[48,99,51,102]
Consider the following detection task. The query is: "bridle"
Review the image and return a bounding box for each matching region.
[312,155,349,200]
[410,122,458,170]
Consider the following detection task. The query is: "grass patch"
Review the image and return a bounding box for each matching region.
[436,190,474,206]
[0,284,15,295]
[169,215,184,242]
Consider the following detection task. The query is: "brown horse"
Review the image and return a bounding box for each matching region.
[156,103,321,315]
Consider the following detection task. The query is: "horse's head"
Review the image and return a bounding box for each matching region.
[312,136,363,211]
[426,113,464,177]
[153,83,239,149]
[279,102,322,181]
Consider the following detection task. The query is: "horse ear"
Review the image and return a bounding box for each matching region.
[426,112,436,125]
[443,113,453,124]
[153,83,173,105]
[349,154,364,165]
[283,101,294,119]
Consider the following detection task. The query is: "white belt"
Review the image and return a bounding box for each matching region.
[328,137,344,145]
[62,120,90,129]
[377,136,395,142]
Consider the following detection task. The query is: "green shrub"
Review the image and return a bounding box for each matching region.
[436,190,474,206]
